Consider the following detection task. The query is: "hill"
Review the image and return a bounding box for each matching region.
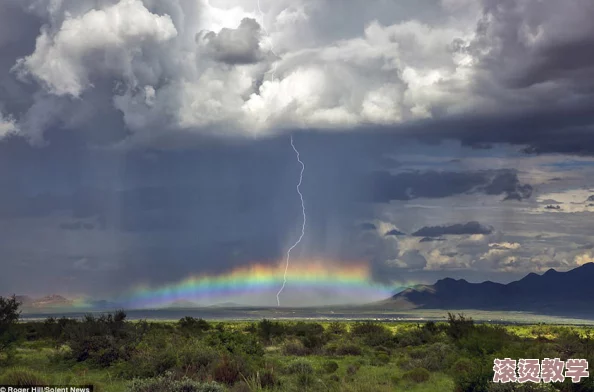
[381,262,594,315]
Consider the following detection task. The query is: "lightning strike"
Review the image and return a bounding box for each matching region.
[276,135,306,306]
[257,0,278,82]
[255,2,304,306]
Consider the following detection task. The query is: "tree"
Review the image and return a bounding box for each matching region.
[0,295,22,358]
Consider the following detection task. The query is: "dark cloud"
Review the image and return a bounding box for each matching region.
[366,169,532,202]
[412,222,493,237]
[385,229,406,236]
[545,205,562,211]
[198,18,265,65]
[358,223,377,231]
[419,237,447,243]
[472,0,594,89]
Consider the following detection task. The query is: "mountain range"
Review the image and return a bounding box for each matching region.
[381,262,594,316]
[15,294,73,309]
[10,263,594,316]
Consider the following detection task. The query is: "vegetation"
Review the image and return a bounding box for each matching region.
[1,297,593,391]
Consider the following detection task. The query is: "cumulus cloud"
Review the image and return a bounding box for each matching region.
[13,0,178,97]
[198,17,265,65]
[0,0,590,151]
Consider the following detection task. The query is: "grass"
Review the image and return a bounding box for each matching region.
[2,315,594,391]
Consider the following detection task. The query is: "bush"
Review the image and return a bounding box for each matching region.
[282,339,309,356]
[447,313,474,341]
[177,342,220,376]
[178,317,211,333]
[326,322,346,335]
[213,355,248,385]
[457,325,513,356]
[486,382,558,392]
[400,343,455,372]
[62,311,145,367]
[287,359,314,387]
[323,360,339,373]
[250,368,280,389]
[401,367,431,384]
[335,343,362,356]
[1,368,48,386]
[287,359,314,375]
[206,329,264,357]
[127,372,224,392]
[346,364,360,376]
[371,352,390,366]
[257,319,286,342]
[451,357,492,392]
[0,295,22,358]
[350,322,394,347]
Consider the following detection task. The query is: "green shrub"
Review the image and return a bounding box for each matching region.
[451,357,492,392]
[335,343,362,356]
[178,317,211,333]
[371,352,390,366]
[287,359,314,386]
[62,311,145,367]
[457,325,513,356]
[1,368,48,386]
[446,313,474,341]
[177,342,220,376]
[323,360,339,373]
[346,364,360,376]
[350,322,394,347]
[126,372,224,392]
[326,322,346,335]
[257,319,286,342]
[206,329,264,357]
[486,382,558,392]
[282,339,309,356]
[287,359,314,375]
[400,343,455,371]
[402,367,430,384]
[0,296,22,360]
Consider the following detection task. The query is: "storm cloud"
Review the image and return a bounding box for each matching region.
[0,0,590,154]
[412,222,493,237]
[366,169,532,202]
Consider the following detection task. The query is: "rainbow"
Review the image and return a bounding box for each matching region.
[117,259,398,308]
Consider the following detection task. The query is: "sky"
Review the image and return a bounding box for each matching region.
[1,0,594,307]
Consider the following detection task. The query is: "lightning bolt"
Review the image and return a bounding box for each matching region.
[257,0,278,82]
[276,135,306,306]
[256,2,304,306]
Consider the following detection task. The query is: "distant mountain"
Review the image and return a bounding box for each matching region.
[208,302,248,308]
[380,263,594,315]
[166,300,201,308]
[17,294,74,309]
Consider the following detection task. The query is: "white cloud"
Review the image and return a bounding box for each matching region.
[14,0,178,97]
[575,252,594,266]
[0,111,18,138]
